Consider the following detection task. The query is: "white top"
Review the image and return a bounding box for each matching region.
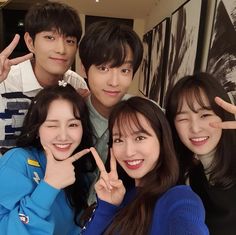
[0,59,88,149]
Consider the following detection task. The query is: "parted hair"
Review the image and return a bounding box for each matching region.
[17,84,95,225]
[165,72,236,189]
[105,96,179,235]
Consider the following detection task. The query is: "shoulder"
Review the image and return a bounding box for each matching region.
[160,185,202,205]
[63,70,88,89]
[0,147,39,171]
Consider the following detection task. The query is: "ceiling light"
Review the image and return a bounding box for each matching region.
[95,0,99,2]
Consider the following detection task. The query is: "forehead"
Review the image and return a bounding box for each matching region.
[178,88,210,112]
[112,112,151,136]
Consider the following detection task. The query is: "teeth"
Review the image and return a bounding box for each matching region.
[190,137,208,142]
[126,160,142,166]
[55,144,70,149]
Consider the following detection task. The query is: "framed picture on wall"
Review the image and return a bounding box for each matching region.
[206,0,236,104]
[162,0,207,107]
[139,30,152,96]
[148,17,170,106]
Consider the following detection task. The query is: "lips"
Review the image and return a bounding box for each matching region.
[189,137,209,146]
[103,90,120,97]
[53,143,71,151]
[125,159,143,170]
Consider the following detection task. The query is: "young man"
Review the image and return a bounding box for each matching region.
[0,2,88,154]
[79,21,143,204]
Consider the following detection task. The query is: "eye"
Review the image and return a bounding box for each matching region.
[69,120,81,127]
[44,35,55,40]
[201,113,212,118]
[135,136,146,141]
[97,65,109,72]
[121,68,132,74]
[66,37,77,45]
[113,138,123,144]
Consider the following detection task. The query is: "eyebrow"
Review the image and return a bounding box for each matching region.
[176,106,212,115]
[44,118,80,122]
[112,130,149,137]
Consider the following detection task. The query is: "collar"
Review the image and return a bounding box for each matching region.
[86,95,108,138]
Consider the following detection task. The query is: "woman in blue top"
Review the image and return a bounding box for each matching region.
[165,72,236,235]
[0,82,95,235]
[81,96,209,235]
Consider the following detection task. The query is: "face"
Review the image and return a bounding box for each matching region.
[26,29,77,83]
[112,113,160,186]
[174,91,222,157]
[39,99,83,161]
[87,46,134,118]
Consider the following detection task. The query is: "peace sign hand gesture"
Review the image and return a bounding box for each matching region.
[44,146,90,190]
[210,97,236,129]
[90,147,126,206]
[0,34,33,83]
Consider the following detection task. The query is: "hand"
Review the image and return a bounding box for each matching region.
[77,88,90,98]
[0,34,33,83]
[90,147,125,206]
[44,147,90,189]
[210,97,236,129]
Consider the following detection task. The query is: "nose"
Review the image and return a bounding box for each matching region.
[57,126,68,141]
[107,68,119,87]
[125,140,136,158]
[190,118,202,133]
[55,37,66,54]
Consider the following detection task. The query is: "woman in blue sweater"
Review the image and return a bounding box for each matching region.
[165,72,236,235]
[0,82,95,235]
[81,96,209,235]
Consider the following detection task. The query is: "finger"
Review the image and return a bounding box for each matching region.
[10,53,33,66]
[1,34,20,58]
[43,146,55,163]
[110,149,118,179]
[109,179,123,188]
[215,97,236,115]
[210,121,236,129]
[90,147,107,173]
[95,177,110,192]
[70,148,90,163]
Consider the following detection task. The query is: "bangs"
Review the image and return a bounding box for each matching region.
[94,41,131,68]
[177,86,212,113]
[113,111,150,137]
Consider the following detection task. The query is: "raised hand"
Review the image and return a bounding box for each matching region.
[210,97,236,129]
[90,147,125,206]
[44,147,90,189]
[0,34,33,83]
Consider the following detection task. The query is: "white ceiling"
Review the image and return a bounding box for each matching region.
[63,0,157,19]
[2,0,159,19]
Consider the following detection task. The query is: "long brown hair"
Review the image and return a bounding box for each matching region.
[105,97,179,235]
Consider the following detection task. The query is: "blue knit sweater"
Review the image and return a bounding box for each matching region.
[81,185,209,235]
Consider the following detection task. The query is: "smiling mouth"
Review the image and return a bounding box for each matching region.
[125,159,143,169]
[53,144,71,150]
[190,137,209,145]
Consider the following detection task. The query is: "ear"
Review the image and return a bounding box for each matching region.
[24,32,35,53]
[79,61,87,79]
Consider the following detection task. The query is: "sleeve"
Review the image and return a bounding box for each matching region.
[0,150,61,235]
[81,198,119,235]
[160,186,209,235]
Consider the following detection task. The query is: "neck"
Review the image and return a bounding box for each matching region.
[90,95,112,119]
[32,60,63,87]
[195,149,216,171]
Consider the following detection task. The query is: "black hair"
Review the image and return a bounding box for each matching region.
[79,21,143,76]
[105,96,179,235]
[17,84,95,225]
[24,2,82,42]
[165,72,236,188]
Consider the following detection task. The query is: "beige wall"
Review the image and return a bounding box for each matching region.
[64,0,217,96]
